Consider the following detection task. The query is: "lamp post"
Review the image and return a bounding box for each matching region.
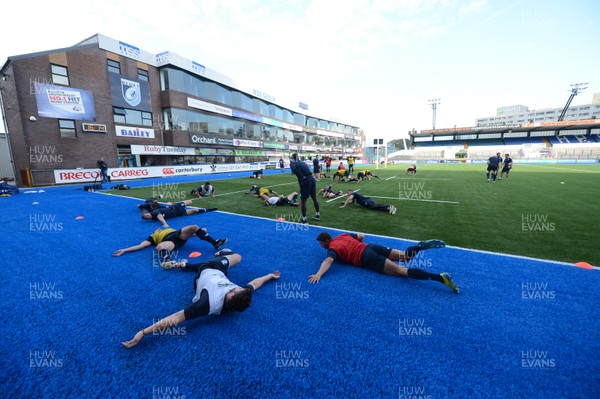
[428,99,441,130]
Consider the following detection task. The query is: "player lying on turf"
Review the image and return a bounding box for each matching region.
[309,232,459,293]
[248,185,279,198]
[141,199,217,228]
[317,185,343,198]
[340,189,396,214]
[263,192,300,206]
[190,182,215,198]
[121,250,280,349]
[137,196,165,213]
[112,225,228,265]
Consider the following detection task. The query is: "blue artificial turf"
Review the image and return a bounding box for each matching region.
[1,172,598,399]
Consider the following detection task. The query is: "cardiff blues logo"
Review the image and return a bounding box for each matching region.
[120,78,141,107]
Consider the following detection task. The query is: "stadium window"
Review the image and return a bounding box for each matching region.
[137,68,149,81]
[142,112,152,126]
[58,119,76,138]
[107,59,121,74]
[51,64,69,85]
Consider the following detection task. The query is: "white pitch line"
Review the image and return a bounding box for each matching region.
[326,189,360,203]
[396,178,452,181]
[210,181,299,197]
[369,195,459,204]
[385,176,396,181]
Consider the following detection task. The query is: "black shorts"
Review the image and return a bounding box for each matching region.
[299,176,317,199]
[163,229,187,249]
[359,244,392,272]
[314,165,320,173]
[502,167,510,173]
[174,202,188,217]
[487,165,498,172]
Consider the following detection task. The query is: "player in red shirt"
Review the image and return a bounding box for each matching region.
[309,232,459,293]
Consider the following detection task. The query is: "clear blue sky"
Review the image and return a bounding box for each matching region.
[1,0,598,142]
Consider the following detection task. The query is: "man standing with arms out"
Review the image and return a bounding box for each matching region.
[347,155,356,174]
[499,153,513,180]
[486,152,503,182]
[290,153,321,223]
[309,232,459,294]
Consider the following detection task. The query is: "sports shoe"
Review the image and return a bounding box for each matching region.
[441,273,460,294]
[391,206,397,215]
[487,179,490,182]
[417,239,446,250]
[161,259,187,270]
[214,238,228,250]
[313,215,321,221]
[215,248,234,256]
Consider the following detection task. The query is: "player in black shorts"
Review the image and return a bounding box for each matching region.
[313,157,321,181]
[137,196,165,214]
[290,153,321,223]
[142,200,217,228]
[121,249,280,349]
[499,153,513,180]
[112,225,228,265]
[486,152,503,182]
[308,232,459,294]
[406,165,417,175]
[340,189,396,215]
[317,185,343,198]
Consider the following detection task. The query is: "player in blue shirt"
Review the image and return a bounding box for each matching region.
[486,152,503,182]
[499,153,513,180]
[290,153,321,223]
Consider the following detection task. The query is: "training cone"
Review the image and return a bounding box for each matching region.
[75,216,84,220]
[574,262,594,269]
[277,217,285,221]
[189,251,201,258]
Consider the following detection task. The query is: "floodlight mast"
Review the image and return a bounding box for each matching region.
[557,83,588,122]
[428,99,441,129]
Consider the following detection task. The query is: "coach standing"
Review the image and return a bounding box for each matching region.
[290,153,321,223]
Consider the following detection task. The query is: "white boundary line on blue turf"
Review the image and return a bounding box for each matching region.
[369,195,459,204]
[211,211,597,270]
[96,190,596,270]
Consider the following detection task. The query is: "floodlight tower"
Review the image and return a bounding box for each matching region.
[557,83,588,121]
[428,99,441,129]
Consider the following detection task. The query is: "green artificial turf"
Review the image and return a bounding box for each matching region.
[111,163,600,265]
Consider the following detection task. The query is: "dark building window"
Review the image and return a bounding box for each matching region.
[59,119,76,138]
[113,107,152,126]
[107,59,121,74]
[137,68,149,81]
[51,64,69,85]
